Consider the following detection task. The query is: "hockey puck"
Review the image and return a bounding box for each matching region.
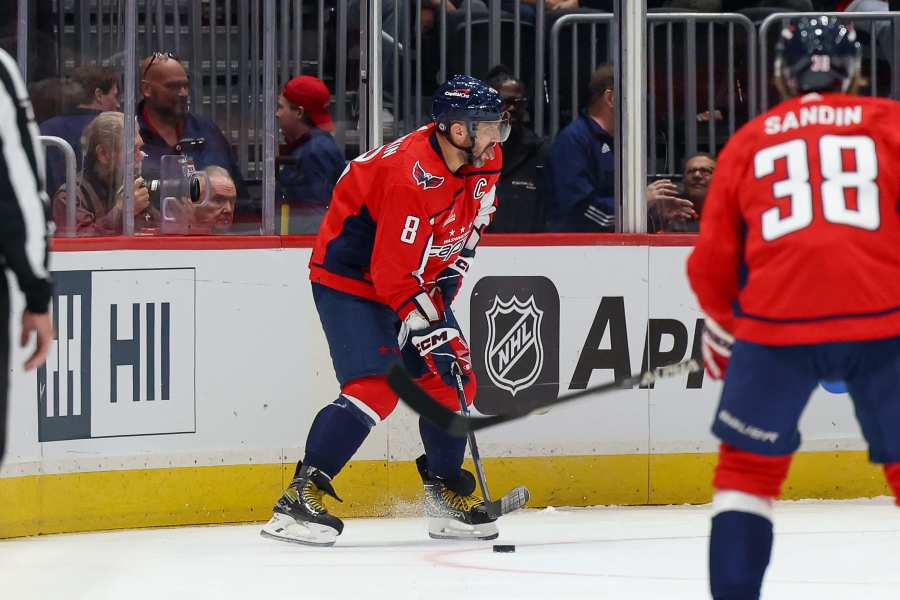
[492,544,516,553]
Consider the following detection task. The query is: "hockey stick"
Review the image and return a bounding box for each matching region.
[390,359,701,437]
[451,363,530,519]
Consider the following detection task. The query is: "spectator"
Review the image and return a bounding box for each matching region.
[195,166,237,234]
[547,64,684,232]
[276,75,346,234]
[545,64,618,231]
[484,65,547,233]
[52,112,157,236]
[29,77,84,124]
[650,152,715,233]
[40,64,121,197]
[137,52,246,205]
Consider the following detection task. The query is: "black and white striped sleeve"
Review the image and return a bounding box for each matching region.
[0,49,51,314]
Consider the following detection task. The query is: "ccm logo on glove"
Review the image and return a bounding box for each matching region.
[413,328,459,354]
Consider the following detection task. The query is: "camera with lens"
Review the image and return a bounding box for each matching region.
[155,143,210,234]
[146,138,207,205]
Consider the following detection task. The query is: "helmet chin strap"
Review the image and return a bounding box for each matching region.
[444,124,481,166]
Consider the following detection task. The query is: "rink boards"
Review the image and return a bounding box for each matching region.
[0,239,889,538]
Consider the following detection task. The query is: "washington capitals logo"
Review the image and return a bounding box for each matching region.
[413,161,445,190]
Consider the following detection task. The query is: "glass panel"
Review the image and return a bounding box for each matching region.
[369,0,621,234]
[135,0,257,234]
[645,8,756,234]
[275,0,357,235]
[28,0,131,237]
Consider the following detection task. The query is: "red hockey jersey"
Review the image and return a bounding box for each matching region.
[688,92,900,345]
[310,123,502,320]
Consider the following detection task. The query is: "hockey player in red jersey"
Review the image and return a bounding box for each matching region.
[261,75,508,546]
[688,16,900,599]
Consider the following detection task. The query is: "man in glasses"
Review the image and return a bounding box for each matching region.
[649,152,716,233]
[484,64,547,232]
[262,75,507,547]
[137,52,246,215]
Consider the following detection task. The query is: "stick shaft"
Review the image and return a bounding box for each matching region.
[453,370,493,503]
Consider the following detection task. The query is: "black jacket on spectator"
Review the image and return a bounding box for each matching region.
[489,128,547,233]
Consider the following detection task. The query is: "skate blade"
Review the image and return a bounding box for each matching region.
[260,513,338,547]
[427,517,499,541]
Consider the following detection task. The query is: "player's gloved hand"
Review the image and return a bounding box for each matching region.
[410,321,472,387]
[434,249,474,307]
[702,316,734,380]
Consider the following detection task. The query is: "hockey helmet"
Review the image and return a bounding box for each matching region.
[431,74,510,143]
[775,15,861,96]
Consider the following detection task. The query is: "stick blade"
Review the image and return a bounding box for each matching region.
[485,485,530,519]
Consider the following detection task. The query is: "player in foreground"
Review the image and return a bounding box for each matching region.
[261,75,508,546]
[688,16,900,600]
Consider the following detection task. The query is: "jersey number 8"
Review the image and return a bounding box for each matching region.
[755,134,880,241]
[401,215,421,244]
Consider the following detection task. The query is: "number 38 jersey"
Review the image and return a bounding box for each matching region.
[309,123,502,320]
[688,92,900,345]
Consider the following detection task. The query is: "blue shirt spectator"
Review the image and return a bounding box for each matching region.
[278,129,345,208]
[39,64,121,196]
[137,100,245,197]
[546,111,616,231]
[276,75,346,234]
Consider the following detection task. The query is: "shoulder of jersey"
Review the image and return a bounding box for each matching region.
[381,125,449,190]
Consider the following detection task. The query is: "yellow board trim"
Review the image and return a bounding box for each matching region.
[0,450,889,539]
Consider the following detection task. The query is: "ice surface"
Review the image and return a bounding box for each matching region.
[2,498,899,599]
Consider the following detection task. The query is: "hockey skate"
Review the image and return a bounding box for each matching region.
[416,454,499,540]
[260,463,344,546]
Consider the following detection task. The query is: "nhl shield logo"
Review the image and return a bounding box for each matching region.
[485,295,544,396]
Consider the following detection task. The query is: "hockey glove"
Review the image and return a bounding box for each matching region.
[434,249,474,308]
[410,321,472,387]
[702,316,734,380]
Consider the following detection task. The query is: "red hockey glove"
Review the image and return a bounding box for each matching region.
[702,316,734,380]
[410,321,472,387]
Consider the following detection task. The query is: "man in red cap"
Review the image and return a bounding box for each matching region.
[276,75,346,233]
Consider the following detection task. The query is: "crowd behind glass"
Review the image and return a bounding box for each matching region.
[1,0,894,237]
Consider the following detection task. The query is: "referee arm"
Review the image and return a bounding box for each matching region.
[0,50,53,371]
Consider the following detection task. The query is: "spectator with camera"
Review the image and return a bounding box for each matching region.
[137,52,246,206]
[51,111,157,236]
[276,75,346,234]
[484,65,547,233]
[40,64,121,197]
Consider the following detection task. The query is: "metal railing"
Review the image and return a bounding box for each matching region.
[759,12,900,111]
[548,13,616,140]
[15,5,900,237]
[40,136,78,237]
[647,13,756,175]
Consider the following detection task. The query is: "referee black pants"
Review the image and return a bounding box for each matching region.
[0,273,9,465]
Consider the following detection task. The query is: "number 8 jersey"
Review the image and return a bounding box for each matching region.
[688,92,900,345]
[309,123,502,320]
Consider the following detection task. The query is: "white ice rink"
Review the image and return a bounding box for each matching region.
[3,498,899,600]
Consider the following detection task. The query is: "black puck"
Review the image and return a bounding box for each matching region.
[492,544,516,553]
